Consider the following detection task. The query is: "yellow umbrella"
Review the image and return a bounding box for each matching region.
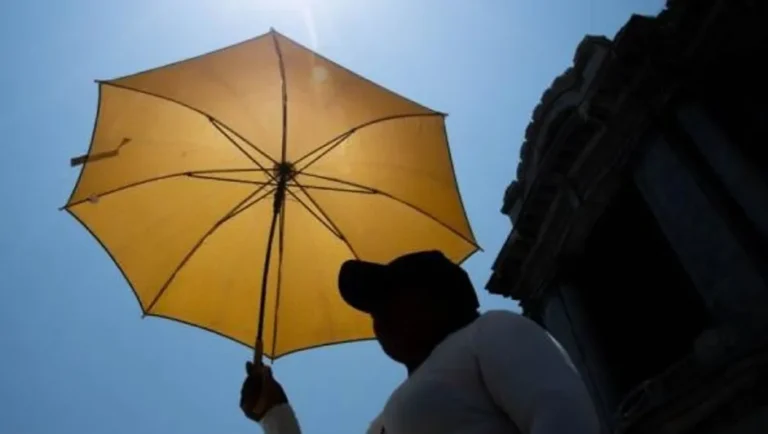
[65,30,478,360]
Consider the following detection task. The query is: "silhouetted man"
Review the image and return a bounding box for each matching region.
[241,250,599,433]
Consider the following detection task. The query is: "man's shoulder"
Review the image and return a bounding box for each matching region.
[471,310,544,341]
[366,413,384,434]
[476,309,527,327]
[473,310,576,369]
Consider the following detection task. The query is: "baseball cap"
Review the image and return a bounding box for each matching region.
[338,250,479,313]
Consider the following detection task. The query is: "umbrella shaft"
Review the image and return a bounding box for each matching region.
[255,175,288,360]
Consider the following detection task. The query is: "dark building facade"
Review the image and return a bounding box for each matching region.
[487,2,768,433]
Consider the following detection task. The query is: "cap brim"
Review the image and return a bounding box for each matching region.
[338,260,391,313]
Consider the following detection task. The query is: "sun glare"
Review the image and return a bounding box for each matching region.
[223,0,318,13]
[219,0,322,48]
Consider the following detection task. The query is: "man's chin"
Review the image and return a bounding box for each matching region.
[379,343,405,362]
[381,345,420,367]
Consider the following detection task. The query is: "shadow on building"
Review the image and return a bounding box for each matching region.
[486,1,768,433]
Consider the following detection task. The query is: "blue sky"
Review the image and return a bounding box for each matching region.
[0,1,664,433]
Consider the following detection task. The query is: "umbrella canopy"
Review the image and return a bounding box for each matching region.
[65,30,478,359]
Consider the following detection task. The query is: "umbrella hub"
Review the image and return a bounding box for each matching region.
[271,161,296,213]
[273,161,296,183]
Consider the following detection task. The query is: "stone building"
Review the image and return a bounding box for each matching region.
[486,1,768,433]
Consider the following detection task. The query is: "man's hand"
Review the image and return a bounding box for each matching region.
[240,361,289,422]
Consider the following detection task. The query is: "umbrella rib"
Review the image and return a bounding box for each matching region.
[227,186,279,222]
[188,173,276,187]
[209,119,278,180]
[193,168,271,174]
[294,131,353,172]
[300,172,479,248]
[286,183,376,194]
[65,172,187,208]
[438,120,480,251]
[298,173,377,193]
[271,31,288,163]
[294,113,445,172]
[284,188,344,240]
[144,183,274,314]
[107,33,275,83]
[100,81,278,165]
[63,168,268,209]
[292,180,361,259]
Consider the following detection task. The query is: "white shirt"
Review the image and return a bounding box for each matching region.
[260,310,599,434]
